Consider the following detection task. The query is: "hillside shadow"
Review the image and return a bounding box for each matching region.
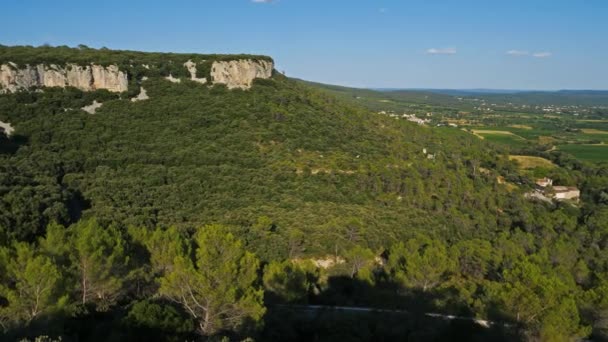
[263,275,523,341]
[0,133,28,155]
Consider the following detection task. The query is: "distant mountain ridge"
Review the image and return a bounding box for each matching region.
[302,81,608,107]
[377,88,608,105]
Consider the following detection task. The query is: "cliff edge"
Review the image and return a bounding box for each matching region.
[0,45,275,93]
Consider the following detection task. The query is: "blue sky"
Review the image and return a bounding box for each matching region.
[2,0,607,89]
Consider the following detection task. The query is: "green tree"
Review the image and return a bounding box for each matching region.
[124,300,194,341]
[452,239,499,280]
[69,219,129,310]
[38,222,70,266]
[488,258,590,341]
[387,236,451,292]
[158,225,265,336]
[0,242,67,327]
[130,225,189,275]
[263,260,315,303]
[344,246,376,283]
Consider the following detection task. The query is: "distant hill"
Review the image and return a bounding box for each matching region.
[0,45,517,254]
[299,80,608,107]
[470,90,608,106]
[403,88,608,106]
[295,79,469,111]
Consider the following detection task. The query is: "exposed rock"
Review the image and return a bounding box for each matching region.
[92,65,128,92]
[0,63,128,93]
[165,74,181,83]
[43,64,72,88]
[0,121,14,136]
[183,60,207,84]
[210,59,273,89]
[81,100,103,114]
[1,59,273,92]
[131,87,149,102]
[310,256,345,269]
[0,64,39,92]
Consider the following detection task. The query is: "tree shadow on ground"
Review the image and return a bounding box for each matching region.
[262,275,523,341]
[0,133,28,155]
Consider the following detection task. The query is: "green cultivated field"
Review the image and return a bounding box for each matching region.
[481,133,528,148]
[558,144,608,162]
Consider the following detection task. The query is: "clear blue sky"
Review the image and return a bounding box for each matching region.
[2,0,607,90]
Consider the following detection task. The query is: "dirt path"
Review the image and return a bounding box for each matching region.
[276,304,496,328]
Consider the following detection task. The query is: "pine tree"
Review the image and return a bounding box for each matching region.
[0,242,66,327]
[158,225,265,336]
[387,236,451,292]
[69,219,129,310]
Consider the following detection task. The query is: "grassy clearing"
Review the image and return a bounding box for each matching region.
[581,129,608,135]
[471,130,526,140]
[509,155,557,169]
[509,124,533,130]
[558,144,608,163]
[483,134,528,148]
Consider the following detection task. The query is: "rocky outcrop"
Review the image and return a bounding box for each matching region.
[183,60,207,84]
[0,63,128,93]
[81,100,103,114]
[164,74,181,83]
[210,59,273,89]
[131,87,149,102]
[0,121,14,136]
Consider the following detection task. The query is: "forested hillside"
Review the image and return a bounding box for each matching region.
[1,46,608,341]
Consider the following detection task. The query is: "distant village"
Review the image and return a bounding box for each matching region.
[526,177,580,203]
[462,97,605,116]
[378,111,433,126]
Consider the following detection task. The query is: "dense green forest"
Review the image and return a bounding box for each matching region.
[1,46,608,341]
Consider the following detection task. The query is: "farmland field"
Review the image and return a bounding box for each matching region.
[305,81,608,164]
[509,155,557,169]
[581,129,608,135]
[558,144,608,162]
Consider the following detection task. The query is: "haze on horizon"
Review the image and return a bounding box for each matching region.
[1,0,607,90]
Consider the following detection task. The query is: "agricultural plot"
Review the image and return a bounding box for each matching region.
[580,129,608,135]
[470,129,528,148]
[558,144,608,163]
[508,155,557,169]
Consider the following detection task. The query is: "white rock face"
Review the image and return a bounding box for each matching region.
[210,59,273,89]
[0,58,273,92]
[131,87,149,102]
[92,65,128,92]
[81,100,103,114]
[0,121,14,136]
[183,60,207,84]
[164,74,181,83]
[0,64,39,92]
[0,63,128,93]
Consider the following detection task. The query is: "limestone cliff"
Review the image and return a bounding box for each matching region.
[0,63,128,93]
[0,58,273,93]
[182,59,273,89]
[210,59,273,89]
